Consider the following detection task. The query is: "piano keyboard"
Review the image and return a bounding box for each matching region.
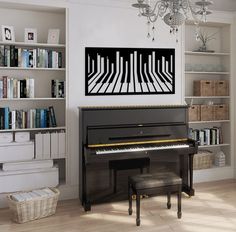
[96,144,190,155]
[86,48,175,95]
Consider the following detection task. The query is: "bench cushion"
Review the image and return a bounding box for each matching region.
[129,172,182,190]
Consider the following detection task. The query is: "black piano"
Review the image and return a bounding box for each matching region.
[79,105,198,211]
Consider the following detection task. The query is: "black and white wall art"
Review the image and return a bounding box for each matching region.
[85,47,175,96]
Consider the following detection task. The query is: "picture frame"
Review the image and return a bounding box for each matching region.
[24,28,37,43]
[47,29,60,44]
[1,25,15,42]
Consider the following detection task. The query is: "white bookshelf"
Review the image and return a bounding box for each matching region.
[184,17,234,182]
[0,4,67,192]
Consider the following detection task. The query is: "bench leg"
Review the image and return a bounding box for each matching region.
[128,182,133,215]
[167,192,171,209]
[177,186,182,219]
[113,169,117,193]
[136,193,141,226]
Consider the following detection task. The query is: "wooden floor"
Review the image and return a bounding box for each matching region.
[1,179,236,232]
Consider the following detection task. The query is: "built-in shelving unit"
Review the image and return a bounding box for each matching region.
[0,4,67,194]
[184,17,234,182]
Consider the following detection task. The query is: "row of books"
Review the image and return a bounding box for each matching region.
[189,127,223,146]
[51,80,65,98]
[0,106,57,130]
[0,45,63,68]
[0,76,34,98]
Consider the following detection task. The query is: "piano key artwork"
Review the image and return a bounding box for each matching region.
[85,47,175,95]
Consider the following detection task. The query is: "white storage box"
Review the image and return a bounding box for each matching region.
[0,167,59,193]
[2,160,53,171]
[15,132,30,143]
[0,133,13,143]
[0,142,34,162]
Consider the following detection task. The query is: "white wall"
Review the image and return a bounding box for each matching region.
[67,1,184,187]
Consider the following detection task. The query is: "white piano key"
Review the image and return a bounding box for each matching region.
[96,144,190,155]
[120,61,128,93]
[128,53,134,93]
[144,64,155,92]
[106,52,120,93]
[88,60,95,77]
[89,57,105,93]
[149,55,162,92]
[104,64,114,93]
[113,57,124,93]
[156,60,170,92]
[165,60,173,81]
[88,54,101,85]
[162,58,172,83]
[134,51,142,93]
[97,58,111,93]
[139,55,149,92]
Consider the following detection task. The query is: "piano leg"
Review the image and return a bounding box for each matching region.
[179,153,195,197]
[188,153,195,196]
[83,201,91,212]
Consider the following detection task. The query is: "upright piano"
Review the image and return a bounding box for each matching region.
[79,105,198,211]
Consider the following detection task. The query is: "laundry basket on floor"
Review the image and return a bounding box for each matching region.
[7,187,60,223]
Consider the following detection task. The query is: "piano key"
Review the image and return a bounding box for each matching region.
[144,64,155,92]
[113,57,124,93]
[128,53,135,93]
[88,54,101,84]
[139,55,149,92]
[96,144,190,155]
[89,57,105,93]
[119,61,128,93]
[106,52,121,93]
[134,51,142,93]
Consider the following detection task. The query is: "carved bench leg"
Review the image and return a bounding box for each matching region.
[177,186,182,219]
[128,182,133,215]
[136,193,141,226]
[167,192,171,209]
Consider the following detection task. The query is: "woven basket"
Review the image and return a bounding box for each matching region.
[193,150,213,170]
[7,188,60,223]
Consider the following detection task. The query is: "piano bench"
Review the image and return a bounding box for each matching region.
[109,158,150,194]
[128,172,182,226]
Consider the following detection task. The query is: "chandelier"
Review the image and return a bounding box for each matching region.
[132,0,214,41]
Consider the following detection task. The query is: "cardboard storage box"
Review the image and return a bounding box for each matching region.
[200,105,214,121]
[188,105,200,121]
[214,104,229,120]
[214,80,229,96]
[194,80,214,96]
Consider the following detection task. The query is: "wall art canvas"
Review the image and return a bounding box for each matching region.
[85,47,175,96]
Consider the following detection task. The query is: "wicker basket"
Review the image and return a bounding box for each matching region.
[200,105,214,121]
[7,188,60,223]
[193,150,213,170]
[194,80,214,96]
[188,105,201,121]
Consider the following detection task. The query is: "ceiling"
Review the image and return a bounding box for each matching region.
[211,0,236,11]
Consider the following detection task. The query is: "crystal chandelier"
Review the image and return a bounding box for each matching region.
[132,0,213,41]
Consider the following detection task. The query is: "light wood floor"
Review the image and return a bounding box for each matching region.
[1,179,236,232]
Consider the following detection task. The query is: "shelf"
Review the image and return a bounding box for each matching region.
[198,143,230,148]
[185,51,230,56]
[0,98,65,101]
[189,120,230,124]
[0,41,65,48]
[0,127,66,132]
[0,67,65,71]
[185,71,230,75]
[185,96,230,99]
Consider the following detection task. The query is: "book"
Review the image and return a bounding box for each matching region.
[48,106,57,127]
